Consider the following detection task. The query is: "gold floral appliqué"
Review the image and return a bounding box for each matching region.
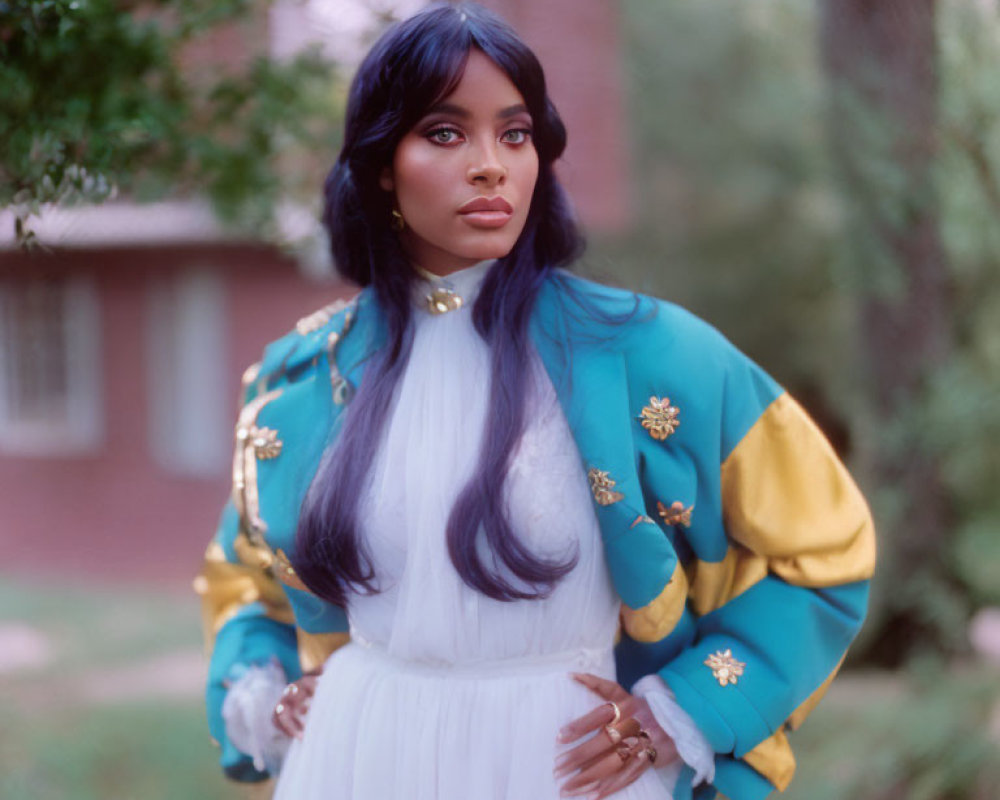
[640,396,680,441]
[588,468,625,506]
[249,426,283,460]
[657,500,693,528]
[705,649,745,687]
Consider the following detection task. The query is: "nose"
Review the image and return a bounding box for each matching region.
[467,139,507,187]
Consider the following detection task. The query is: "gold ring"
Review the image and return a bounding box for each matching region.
[605,701,621,727]
[637,729,656,763]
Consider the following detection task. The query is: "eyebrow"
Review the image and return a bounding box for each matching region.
[425,102,530,120]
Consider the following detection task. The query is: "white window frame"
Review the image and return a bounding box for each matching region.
[0,276,103,456]
[146,267,229,478]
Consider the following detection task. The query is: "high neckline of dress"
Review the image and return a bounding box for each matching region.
[412,259,495,315]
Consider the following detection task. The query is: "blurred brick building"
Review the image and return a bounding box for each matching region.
[0,0,629,582]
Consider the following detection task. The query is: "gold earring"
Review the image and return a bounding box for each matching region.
[390,209,405,232]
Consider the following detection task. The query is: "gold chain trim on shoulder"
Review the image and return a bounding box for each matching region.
[232,388,284,541]
[328,304,357,405]
[240,361,263,397]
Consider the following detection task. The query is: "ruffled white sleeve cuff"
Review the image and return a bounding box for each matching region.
[221,660,291,775]
[632,673,715,788]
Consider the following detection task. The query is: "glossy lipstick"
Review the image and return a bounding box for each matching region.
[457,196,514,228]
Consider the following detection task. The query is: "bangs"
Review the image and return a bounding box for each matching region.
[350,3,553,161]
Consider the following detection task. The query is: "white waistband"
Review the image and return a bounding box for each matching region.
[345,632,612,679]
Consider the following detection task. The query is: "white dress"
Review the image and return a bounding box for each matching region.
[272,261,674,800]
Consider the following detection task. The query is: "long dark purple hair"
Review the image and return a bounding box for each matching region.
[292,3,585,607]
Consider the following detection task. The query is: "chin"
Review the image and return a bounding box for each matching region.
[465,245,514,261]
[460,234,521,261]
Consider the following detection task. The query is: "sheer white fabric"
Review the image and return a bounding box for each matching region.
[221,661,290,775]
[633,675,715,789]
[273,261,681,799]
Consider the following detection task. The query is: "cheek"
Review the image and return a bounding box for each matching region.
[516,149,540,199]
[514,157,540,223]
[393,146,450,208]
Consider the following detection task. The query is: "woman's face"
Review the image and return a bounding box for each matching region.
[380,49,540,276]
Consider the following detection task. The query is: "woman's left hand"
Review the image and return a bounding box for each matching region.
[555,672,678,799]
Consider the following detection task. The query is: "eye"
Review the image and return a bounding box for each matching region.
[501,128,532,145]
[426,126,463,145]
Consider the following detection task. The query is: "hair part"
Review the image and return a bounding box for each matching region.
[293,2,585,607]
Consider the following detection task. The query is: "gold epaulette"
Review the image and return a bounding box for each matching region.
[238,294,360,404]
[295,297,352,336]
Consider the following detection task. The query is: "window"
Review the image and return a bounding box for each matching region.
[147,268,229,477]
[0,276,103,455]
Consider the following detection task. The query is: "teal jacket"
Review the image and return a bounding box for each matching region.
[198,271,876,798]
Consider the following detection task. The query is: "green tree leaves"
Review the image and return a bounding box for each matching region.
[0,0,343,247]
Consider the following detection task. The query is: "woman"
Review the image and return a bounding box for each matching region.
[197,5,876,800]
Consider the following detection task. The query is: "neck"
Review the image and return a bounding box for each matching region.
[412,259,481,279]
[413,259,494,284]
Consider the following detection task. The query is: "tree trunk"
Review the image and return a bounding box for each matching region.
[820,0,956,662]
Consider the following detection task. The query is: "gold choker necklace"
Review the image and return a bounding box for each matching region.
[427,288,463,315]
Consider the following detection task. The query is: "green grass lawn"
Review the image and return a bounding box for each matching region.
[2,574,997,799]
[0,702,261,800]
[0,574,263,800]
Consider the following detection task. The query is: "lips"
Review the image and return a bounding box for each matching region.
[458,196,514,215]
[457,196,514,229]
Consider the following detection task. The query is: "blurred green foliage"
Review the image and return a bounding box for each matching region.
[0,0,344,247]
[785,661,1000,800]
[599,0,1000,663]
[933,2,1000,612]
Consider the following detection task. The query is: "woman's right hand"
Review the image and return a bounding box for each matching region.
[272,671,321,739]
